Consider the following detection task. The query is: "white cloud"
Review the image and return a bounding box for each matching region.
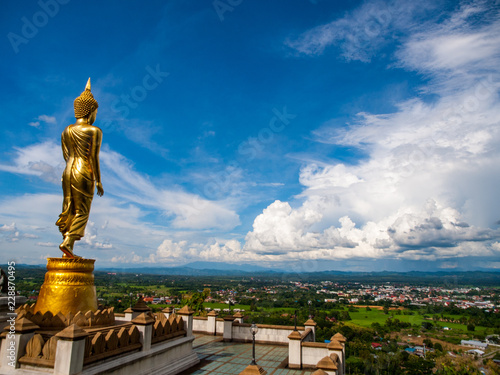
[0,138,242,264]
[37,115,57,124]
[3,1,500,269]
[0,223,16,232]
[244,2,500,263]
[300,164,363,189]
[95,84,170,158]
[28,115,57,128]
[156,239,188,260]
[0,192,162,261]
[0,194,60,229]
[402,32,500,72]
[285,0,437,61]
[0,141,63,184]
[111,237,258,265]
[244,200,322,253]
[100,149,240,230]
[82,221,113,250]
[36,242,58,247]
[0,141,240,232]
[396,2,500,92]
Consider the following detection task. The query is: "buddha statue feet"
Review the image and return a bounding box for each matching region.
[59,236,80,258]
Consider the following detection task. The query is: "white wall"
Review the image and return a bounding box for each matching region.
[301,343,328,367]
[232,324,305,345]
[215,319,224,335]
[192,317,207,333]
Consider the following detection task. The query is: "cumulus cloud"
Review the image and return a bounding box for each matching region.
[244,200,322,253]
[156,239,188,260]
[244,1,500,263]
[0,223,17,232]
[110,237,252,266]
[2,1,500,268]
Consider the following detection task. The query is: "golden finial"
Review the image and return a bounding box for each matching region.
[85,77,91,91]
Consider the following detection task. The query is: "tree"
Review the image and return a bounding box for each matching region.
[186,288,210,314]
[404,355,434,375]
[467,323,475,332]
[345,357,364,374]
[423,338,434,349]
[435,355,483,374]
[422,321,434,331]
[434,342,444,352]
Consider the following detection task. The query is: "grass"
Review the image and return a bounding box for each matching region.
[345,309,427,327]
[201,303,489,334]
[345,307,489,333]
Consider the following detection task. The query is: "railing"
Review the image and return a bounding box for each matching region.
[83,323,142,365]
[18,333,57,368]
[151,313,185,344]
[16,314,187,369]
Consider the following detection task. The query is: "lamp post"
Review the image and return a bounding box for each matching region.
[251,323,258,365]
[129,292,133,308]
[308,300,312,319]
[293,310,297,331]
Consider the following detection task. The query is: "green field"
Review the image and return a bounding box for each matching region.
[201,303,488,333]
[346,308,488,332]
[348,309,424,327]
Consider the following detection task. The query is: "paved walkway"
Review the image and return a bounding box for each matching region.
[180,334,314,375]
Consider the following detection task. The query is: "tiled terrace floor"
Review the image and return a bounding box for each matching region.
[180,334,315,375]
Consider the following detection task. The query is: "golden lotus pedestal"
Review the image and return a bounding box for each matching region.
[34,257,97,316]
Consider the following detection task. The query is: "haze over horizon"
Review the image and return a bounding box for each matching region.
[1,0,500,272]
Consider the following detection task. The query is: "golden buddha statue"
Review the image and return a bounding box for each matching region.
[56,78,104,258]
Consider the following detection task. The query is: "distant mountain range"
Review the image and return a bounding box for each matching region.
[13,262,500,281]
[88,262,500,284]
[98,261,282,276]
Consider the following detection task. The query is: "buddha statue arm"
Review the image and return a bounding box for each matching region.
[91,127,104,197]
[61,129,70,162]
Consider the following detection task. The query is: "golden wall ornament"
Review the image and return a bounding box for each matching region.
[56,78,103,258]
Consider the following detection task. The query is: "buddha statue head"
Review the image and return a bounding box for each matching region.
[74,78,99,122]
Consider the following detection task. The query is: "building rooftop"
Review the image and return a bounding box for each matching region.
[180,334,315,374]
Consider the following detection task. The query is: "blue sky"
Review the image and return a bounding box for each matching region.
[1,0,500,271]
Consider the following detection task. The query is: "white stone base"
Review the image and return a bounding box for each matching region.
[0,336,199,375]
[82,335,199,375]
